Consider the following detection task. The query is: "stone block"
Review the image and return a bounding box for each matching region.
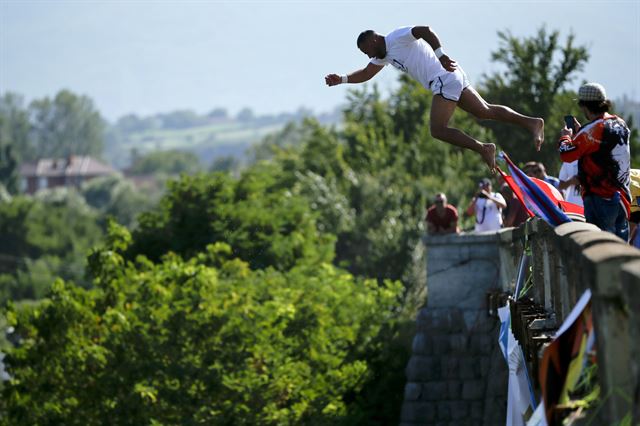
[449,334,468,353]
[469,334,493,355]
[449,401,470,420]
[471,316,500,333]
[437,401,451,421]
[411,333,430,355]
[406,355,440,382]
[400,401,437,423]
[458,358,480,380]
[404,383,422,401]
[479,356,490,375]
[462,380,485,400]
[470,401,483,420]
[441,356,459,379]
[483,398,507,425]
[430,335,450,354]
[486,369,508,394]
[449,309,467,332]
[423,381,447,401]
[448,419,482,426]
[447,380,461,399]
[417,309,466,333]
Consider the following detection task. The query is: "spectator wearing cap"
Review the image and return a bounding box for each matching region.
[524,161,561,189]
[466,178,506,232]
[559,82,631,240]
[425,193,459,235]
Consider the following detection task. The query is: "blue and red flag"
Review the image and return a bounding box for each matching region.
[497,152,577,227]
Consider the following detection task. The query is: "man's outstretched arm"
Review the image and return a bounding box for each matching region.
[411,26,457,72]
[325,62,384,86]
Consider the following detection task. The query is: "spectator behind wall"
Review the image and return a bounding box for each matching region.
[558,82,631,241]
[524,161,561,189]
[500,182,529,228]
[558,160,583,207]
[466,178,506,232]
[425,192,459,235]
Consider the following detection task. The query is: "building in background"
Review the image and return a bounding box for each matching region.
[19,156,117,194]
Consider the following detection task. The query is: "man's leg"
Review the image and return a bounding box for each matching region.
[583,194,624,238]
[430,94,496,169]
[615,204,629,241]
[457,86,545,151]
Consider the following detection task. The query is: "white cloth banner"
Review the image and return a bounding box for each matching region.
[526,401,547,426]
[498,304,536,426]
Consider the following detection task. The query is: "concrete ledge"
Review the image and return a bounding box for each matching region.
[554,221,600,237]
[582,242,640,264]
[569,230,624,250]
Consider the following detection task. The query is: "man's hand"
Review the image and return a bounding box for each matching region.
[439,55,457,72]
[560,127,573,138]
[479,189,491,199]
[324,74,343,87]
[560,117,581,138]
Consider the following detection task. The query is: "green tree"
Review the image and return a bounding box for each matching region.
[209,155,239,173]
[0,93,30,192]
[80,175,159,229]
[0,191,103,302]
[28,89,105,161]
[0,224,403,425]
[129,167,335,271]
[479,27,589,172]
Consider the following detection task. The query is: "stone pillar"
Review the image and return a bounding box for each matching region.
[620,259,640,425]
[580,243,640,422]
[400,230,516,426]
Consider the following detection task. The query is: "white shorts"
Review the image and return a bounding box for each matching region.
[429,67,471,102]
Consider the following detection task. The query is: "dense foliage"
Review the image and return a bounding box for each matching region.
[0,191,103,303]
[129,149,203,175]
[80,175,161,229]
[1,225,403,425]
[128,168,335,271]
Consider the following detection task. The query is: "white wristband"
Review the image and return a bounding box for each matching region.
[434,47,445,58]
[341,75,348,84]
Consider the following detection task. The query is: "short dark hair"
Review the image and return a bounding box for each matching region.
[578,99,612,114]
[357,30,375,48]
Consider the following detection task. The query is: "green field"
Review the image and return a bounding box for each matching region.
[121,121,285,152]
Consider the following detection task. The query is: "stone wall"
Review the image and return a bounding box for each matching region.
[400,231,520,426]
[401,219,640,425]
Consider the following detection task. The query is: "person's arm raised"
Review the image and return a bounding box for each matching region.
[411,26,457,72]
[325,62,384,87]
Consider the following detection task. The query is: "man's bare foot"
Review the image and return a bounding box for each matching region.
[531,118,544,151]
[480,143,496,171]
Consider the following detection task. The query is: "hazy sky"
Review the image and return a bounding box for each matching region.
[1,1,639,122]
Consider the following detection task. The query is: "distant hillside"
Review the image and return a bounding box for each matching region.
[104,107,342,169]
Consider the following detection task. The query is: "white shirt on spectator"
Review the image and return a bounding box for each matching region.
[559,161,583,206]
[474,192,505,232]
